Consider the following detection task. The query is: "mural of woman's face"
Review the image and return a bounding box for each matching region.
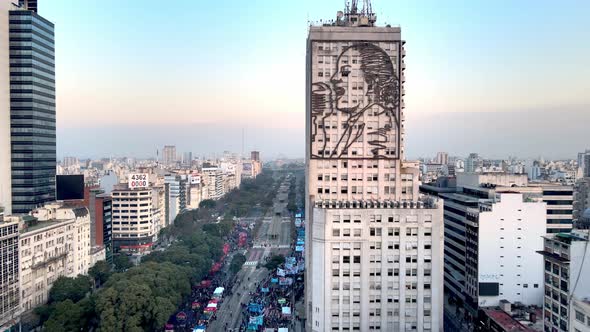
[330,47,364,111]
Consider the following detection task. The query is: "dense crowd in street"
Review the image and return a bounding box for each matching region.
[237,213,306,332]
[165,221,254,332]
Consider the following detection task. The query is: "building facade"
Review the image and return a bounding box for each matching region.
[537,230,590,332]
[305,6,444,332]
[9,3,56,214]
[18,204,91,312]
[0,217,20,329]
[203,167,224,200]
[85,187,113,264]
[436,189,546,313]
[571,297,590,332]
[111,185,157,254]
[435,152,448,166]
[162,145,176,166]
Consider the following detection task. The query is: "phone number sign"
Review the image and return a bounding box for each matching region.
[128,173,149,189]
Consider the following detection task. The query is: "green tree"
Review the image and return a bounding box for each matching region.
[44,300,87,332]
[89,260,112,288]
[199,199,216,209]
[229,253,246,274]
[265,254,285,270]
[113,254,133,272]
[48,275,92,304]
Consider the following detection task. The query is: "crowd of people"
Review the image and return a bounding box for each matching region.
[236,214,306,332]
[166,221,254,331]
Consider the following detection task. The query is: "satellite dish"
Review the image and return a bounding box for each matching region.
[337,11,344,18]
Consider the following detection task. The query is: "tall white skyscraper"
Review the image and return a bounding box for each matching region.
[0,0,12,214]
[305,3,444,331]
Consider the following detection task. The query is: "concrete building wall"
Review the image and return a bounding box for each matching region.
[457,173,528,188]
[19,204,92,312]
[477,193,546,307]
[309,204,444,332]
[111,186,156,253]
[571,297,590,332]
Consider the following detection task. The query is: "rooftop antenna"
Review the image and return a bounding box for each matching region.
[241,128,245,160]
[351,0,358,14]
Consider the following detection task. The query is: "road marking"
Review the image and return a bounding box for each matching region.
[244,261,258,266]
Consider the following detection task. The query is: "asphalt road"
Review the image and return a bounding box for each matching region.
[207,177,298,332]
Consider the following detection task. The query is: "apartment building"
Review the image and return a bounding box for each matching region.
[17,203,91,312]
[537,230,590,332]
[111,184,157,254]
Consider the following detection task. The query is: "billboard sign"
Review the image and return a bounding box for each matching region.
[56,175,84,200]
[128,173,149,189]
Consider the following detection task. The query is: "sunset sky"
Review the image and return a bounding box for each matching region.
[43,0,590,159]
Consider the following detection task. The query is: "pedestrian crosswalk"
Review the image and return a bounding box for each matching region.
[244,261,258,266]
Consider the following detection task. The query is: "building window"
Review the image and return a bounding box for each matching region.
[575,310,585,323]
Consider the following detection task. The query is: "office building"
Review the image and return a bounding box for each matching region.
[537,230,590,332]
[181,152,193,167]
[578,150,590,178]
[162,145,176,165]
[445,173,573,234]
[305,4,444,331]
[8,1,56,214]
[164,174,188,224]
[465,153,480,173]
[435,152,448,166]
[203,167,224,200]
[84,186,113,264]
[17,203,91,312]
[111,184,159,254]
[251,151,260,162]
[0,216,20,330]
[422,181,547,313]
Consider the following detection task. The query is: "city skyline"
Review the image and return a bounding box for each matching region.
[2,1,590,331]
[41,0,589,159]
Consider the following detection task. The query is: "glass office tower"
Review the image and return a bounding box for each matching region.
[9,6,56,214]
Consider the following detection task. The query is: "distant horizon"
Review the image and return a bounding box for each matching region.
[58,106,590,161]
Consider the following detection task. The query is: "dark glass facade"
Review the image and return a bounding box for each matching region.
[9,9,56,214]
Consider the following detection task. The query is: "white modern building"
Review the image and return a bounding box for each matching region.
[421,177,547,316]
[476,193,546,307]
[453,173,574,234]
[305,4,444,331]
[111,184,158,254]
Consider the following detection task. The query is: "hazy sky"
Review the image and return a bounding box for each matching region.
[43,0,590,160]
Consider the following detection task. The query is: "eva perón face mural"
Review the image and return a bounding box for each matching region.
[311,42,401,160]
